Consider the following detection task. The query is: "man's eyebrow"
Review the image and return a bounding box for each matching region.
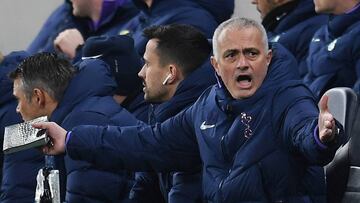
[223,49,239,56]
[243,47,259,52]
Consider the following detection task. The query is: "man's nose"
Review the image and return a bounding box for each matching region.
[237,55,249,70]
[138,65,146,79]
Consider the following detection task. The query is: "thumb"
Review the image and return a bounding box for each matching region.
[319,94,329,113]
[32,121,51,130]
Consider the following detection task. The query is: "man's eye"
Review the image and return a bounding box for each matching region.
[225,52,236,59]
[246,51,258,58]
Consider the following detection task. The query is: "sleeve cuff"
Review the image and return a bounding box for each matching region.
[313,126,328,149]
[65,131,72,146]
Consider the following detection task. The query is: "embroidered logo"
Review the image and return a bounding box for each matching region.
[240,112,253,138]
[200,121,215,130]
[81,54,103,60]
[119,30,130,35]
[270,35,281,43]
[327,39,338,51]
[312,38,321,42]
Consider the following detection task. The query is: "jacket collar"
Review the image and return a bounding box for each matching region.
[262,0,300,31]
[328,3,360,38]
[50,59,116,123]
[150,59,216,122]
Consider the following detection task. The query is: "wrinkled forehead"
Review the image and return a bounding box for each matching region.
[216,27,266,52]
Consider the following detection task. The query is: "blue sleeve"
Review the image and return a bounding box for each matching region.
[27,3,79,54]
[274,86,343,165]
[67,107,200,172]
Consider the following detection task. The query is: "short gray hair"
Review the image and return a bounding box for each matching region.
[212,17,269,60]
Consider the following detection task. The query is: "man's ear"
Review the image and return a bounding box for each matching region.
[210,56,220,76]
[167,64,180,84]
[266,49,272,66]
[33,88,46,107]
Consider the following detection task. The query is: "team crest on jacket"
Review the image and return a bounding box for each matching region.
[240,112,253,138]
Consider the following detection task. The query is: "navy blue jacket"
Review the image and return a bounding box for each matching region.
[131,60,216,203]
[0,52,45,203]
[74,0,140,62]
[263,1,329,196]
[64,43,342,202]
[50,59,139,203]
[28,0,139,60]
[122,0,218,55]
[121,92,149,123]
[27,1,84,54]
[263,0,327,78]
[304,5,360,99]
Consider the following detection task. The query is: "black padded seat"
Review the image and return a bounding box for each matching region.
[323,87,359,203]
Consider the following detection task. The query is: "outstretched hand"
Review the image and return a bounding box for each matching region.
[318,95,338,144]
[32,122,67,155]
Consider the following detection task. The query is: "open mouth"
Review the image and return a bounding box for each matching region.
[237,75,251,82]
[236,75,252,88]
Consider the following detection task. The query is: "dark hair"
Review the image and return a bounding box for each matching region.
[143,24,211,76]
[9,52,75,102]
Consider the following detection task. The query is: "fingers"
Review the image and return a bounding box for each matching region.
[32,121,51,129]
[323,117,335,129]
[32,121,58,132]
[53,29,84,59]
[42,146,49,154]
[33,122,67,155]
[320,128,335,143]
[319,94,329,113]
[42,146,55,156]
[53,38,62,52]
[319,115,337,143]
[318,94,337,143]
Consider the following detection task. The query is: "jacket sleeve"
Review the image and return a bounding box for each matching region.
[274,85,343,165]
[66,106,200,172]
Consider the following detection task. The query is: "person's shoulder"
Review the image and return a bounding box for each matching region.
[346,21,360,38]
[268,42,300,80]
[191,85,218,110]
[76,58,107,71]
[75,96,119,115]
